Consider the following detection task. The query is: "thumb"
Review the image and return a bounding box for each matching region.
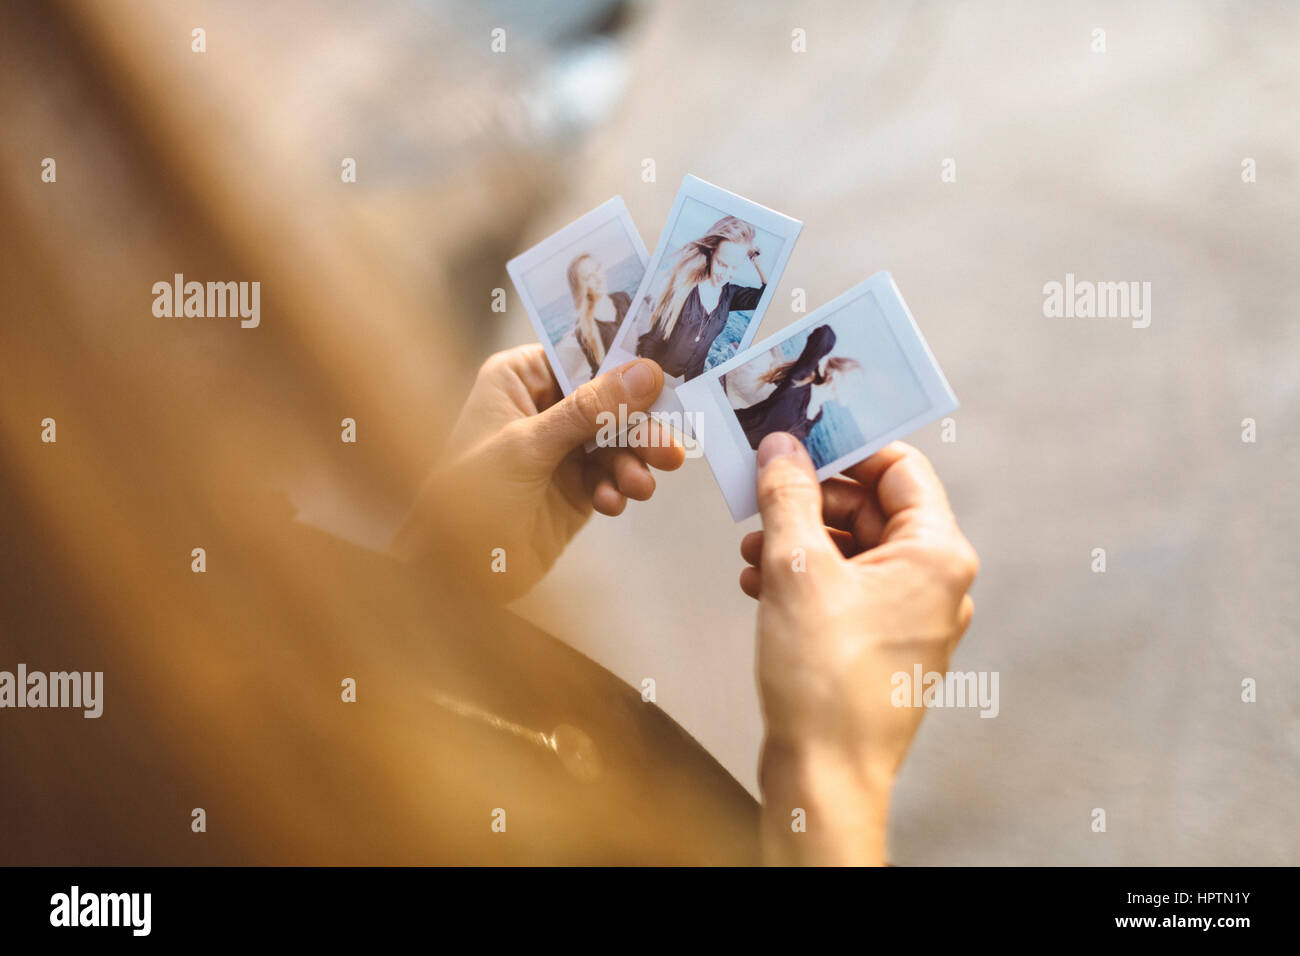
[755,432,834,578]
[527,358,663,466]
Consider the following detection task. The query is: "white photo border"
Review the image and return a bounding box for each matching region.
[506,195,649,396]
[676,271,959,522]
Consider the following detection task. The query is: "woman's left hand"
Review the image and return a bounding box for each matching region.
[390,344,685,600]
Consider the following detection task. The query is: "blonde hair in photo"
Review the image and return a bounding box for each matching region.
[648,216,755,341]
[567,252,607,368]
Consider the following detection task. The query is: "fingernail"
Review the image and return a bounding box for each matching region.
[757,431,799,468]
[621,360,657,399]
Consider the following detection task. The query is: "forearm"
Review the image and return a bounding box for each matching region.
[759,738,892,866]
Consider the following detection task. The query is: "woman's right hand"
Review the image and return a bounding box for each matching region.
[739,433,979,865]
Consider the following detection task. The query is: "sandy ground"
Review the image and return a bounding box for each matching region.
[507,0,1300,864]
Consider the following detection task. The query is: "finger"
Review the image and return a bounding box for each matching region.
[755,432,838,586]
[480,343,563,413]
[584,461,627,516]
[957,594,975,637]
[738,565,762,599]
[527,358,664,467]
[446,346,562,458]
[592,485,627,516]
[552,447,593,515]
[591,446,656,500]
[509,343,565,411]
[840,441,911,490]
[820,475,886,549]
[872,443,959,543]
[826,527,860,559]
[624,417,687,471]
[945,594,976,658]
[608,448,655,501]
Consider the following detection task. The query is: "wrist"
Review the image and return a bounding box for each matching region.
[759,736,893,865]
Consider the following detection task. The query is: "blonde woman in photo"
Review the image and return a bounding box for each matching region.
[563,252,631,381]
[637,216,767,381]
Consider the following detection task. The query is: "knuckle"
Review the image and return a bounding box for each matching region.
[498,417,529,443]
[892,440,923,461]
[475,350,511,384]
[800,544,840,576]
[570,383,604,431]
[898,530,977,592]
[959,540,980,584]
[892,441,930,473]
[758,472,817,511]
[759,456,816,494]
[939,537,980,590]
[495,418,535,456]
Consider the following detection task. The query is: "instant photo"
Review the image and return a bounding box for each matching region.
[677,272,958,522]
[506,196,649,394]
[596,175,802,419]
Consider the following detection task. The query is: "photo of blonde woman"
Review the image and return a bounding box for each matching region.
[509,203,647,392]
[564,252,631,380]
[594,179,800,409]
[635,215,768,381]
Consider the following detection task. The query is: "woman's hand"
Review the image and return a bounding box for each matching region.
[390,344,685,601]
[739,433,978,865]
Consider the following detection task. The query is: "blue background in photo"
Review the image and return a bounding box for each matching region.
[704,309,753,371]
[802,401,866,469]
[538,252,644,344]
